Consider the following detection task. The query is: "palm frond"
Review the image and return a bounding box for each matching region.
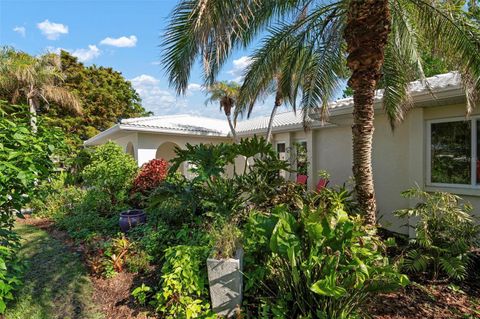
[407,0,480,114]
[42,85,82,114]
[162,0,305,93]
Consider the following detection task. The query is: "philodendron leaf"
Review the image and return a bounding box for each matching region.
[311,275,347,299]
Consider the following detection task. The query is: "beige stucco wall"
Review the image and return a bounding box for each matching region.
[267,103,480,235]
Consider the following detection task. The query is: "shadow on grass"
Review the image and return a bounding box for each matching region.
[5,223,103,319]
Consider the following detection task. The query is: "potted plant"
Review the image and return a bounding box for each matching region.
[207,223,243,317]
[119,209,146,232]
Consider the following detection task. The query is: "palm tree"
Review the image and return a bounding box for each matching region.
[0,47,81,131]
[162,0,480,224]
[205,81,240,140]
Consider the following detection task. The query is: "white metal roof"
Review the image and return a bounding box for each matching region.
[85,71,464,145]
[120,114,231,136]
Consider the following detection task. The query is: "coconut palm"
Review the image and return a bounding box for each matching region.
[162,0,480,224]
[205,81,240,140]
[0,47,81,131]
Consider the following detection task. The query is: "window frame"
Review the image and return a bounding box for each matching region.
[426,116,479,189]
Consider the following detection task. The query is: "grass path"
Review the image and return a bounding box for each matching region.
[5,222,103,319]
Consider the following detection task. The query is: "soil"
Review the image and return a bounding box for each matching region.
[367,280,480,319]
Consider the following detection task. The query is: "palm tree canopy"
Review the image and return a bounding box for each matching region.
[0,47,82,114]
[162,0,480,127]
[205,81,240,116]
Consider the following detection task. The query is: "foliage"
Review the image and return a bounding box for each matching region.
[211,222,242,259]
[132,158,169,195]
[154,245,215,319]
[243,202,409,318]
[0,104,64,313]
[82,142,138,215]
[0,231,23,314]
[132,284,152,306]
[0,47,81,131]
[395,188,479,281]
[0,104,65,218]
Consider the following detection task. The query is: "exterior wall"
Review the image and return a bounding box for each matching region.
[268,103,480,235]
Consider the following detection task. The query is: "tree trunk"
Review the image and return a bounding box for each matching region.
[226,114,237,142]
[28,97,38,133]
[344,0,391,225]
[266,93,282,143]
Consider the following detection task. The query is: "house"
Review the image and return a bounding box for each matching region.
[85,72,480,235]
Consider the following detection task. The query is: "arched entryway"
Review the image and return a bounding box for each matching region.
[155,142,179,162]
[126,142,135,159]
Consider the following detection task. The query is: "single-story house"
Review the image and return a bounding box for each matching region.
[85,72,480,235]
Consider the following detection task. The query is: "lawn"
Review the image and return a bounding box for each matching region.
[4,221,103,319]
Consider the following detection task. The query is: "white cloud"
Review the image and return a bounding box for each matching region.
[71,45,101,62]
[13,26,26,37]
[47,45,101,62]
[37,19,68,40]
[187,83,203,91]
[227,56,252,82]
[130,74,177,114]
[131,74,160,86]
[100,35,137,48]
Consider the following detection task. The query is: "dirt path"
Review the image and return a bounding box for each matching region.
[5,218,154,319]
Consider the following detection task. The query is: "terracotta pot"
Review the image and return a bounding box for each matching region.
[119,209,146,232]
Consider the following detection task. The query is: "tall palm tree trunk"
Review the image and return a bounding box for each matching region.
[344,0,391,225]
[266,91,283,143]
[226,113,237,142]
[28,96,38,133]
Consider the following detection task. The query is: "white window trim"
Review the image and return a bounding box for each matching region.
[426,116,480,189]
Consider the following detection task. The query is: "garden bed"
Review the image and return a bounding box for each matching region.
[367,282,480,318]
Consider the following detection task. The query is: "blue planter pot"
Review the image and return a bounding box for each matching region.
[119,209,146,232]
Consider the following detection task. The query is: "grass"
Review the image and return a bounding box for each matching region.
[4,222,103,319]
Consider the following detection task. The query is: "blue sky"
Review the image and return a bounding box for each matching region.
[0,0,278,119]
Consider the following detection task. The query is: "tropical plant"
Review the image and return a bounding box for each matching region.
[205,81,240,140]
[0,102,64,313]
[211,222,242,259]
[395,187,479,281]
[154,245,215,318]
[82,141,138,214]
[132,284,152,306]
[162,0,480,225]
[0,47,81,131]
[243,204,409,318]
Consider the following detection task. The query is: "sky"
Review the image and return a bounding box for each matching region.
[0,0,279,120]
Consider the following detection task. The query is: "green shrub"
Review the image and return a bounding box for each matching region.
[0,105,64,313]
[395,187,479,281]
[244,204,409,318]
[154,245,215,318]
[82,141,138,215]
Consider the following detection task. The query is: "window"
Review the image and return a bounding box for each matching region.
[428,118,479,187]
[276,142,286,160]
[295,141,308,176]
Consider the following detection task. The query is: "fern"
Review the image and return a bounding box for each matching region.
[395,187,479,281]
